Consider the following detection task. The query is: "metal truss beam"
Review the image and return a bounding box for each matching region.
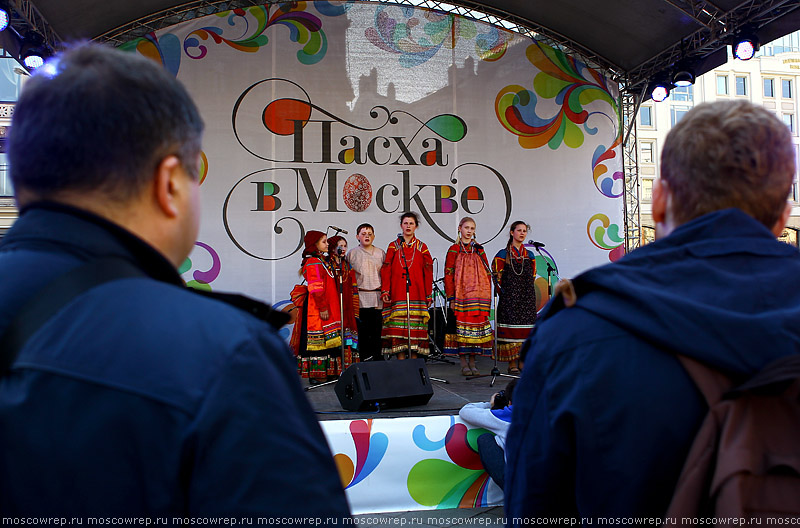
[97,1,264,45]
[621,89,642,253]
[625,0,799,94]
[95,0,617,80]
[5,0,62,51]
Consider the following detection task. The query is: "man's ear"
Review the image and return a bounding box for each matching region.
[153,155,182,218]
[772,201,792,238]
[652,178,667,224]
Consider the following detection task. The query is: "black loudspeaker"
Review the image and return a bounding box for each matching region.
[334,358,434,411]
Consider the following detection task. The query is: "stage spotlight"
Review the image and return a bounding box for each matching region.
[19,32,51,72]
[733,38,758,60]
[0,8,9,32]
[672,69,695,87]
[22,52,44,70]
[651,84,670,102]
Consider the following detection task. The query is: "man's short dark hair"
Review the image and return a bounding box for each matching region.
[356,223,374,235]
[8,43,204,201]
[661,100,794,229]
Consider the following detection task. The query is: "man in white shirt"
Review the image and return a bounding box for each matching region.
[346,223,385,361]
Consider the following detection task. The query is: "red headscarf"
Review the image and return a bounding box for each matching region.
[303,230,325,257]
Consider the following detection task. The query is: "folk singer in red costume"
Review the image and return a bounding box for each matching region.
[381,212,433,359]
[291,231,347,384]
[327,235,360,363]
[444,217,494,375]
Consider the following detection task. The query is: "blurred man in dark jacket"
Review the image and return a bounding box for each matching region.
[506,100,800,521]
[0,43,349,519]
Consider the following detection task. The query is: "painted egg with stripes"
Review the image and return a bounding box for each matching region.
[343,173,372,212]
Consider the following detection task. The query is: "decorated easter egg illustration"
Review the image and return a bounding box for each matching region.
[343,173,372,212]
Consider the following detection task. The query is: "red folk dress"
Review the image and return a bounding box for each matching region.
[330,256,360,358]
[443,241,494,356]
[292,255,348,381]
[380,237,433,356]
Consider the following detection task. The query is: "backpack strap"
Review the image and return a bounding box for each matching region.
[676,355,734,406]
[0,257,146,376]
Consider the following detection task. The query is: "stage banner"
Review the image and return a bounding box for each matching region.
[320,415,503,514]
[122,1,624,341]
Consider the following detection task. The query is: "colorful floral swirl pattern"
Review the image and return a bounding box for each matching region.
[587,213,624,262]
[198,151,209,186]
[496,40,625,261]
[119,32,182,76]
[179,242,222,291]
[407,417,493,508]
[184,4,328,65]
[333,420,389,489]
[495,41,617,152]
[314,1,354,17]
[365,7,508,68]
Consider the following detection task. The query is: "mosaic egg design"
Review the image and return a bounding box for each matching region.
[343,173,372,212]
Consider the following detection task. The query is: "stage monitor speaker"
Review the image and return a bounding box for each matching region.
[334,358,434,411]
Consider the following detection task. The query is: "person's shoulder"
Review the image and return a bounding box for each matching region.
[102,278,284,355]
[494,248,508,259]
[532,300,630,361]
[40,278,293,413]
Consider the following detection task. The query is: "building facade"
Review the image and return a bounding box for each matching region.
[637,32,800,247]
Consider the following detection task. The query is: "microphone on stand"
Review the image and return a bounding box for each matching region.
[329,225,349,234]
[528,240,546,249]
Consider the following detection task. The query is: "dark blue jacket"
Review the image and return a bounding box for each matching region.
[505,208,800,521]
[0,202,350,518]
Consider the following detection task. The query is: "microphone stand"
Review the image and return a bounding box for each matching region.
[466,242,519,386]
[530,240,559,298]
[427,257,454,366]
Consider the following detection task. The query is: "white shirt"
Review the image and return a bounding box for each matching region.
[346,245,385,309]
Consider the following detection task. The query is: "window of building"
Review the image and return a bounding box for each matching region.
[0,51,23,102]
[671,106,690,126]
[783,79,793,99]
[640,141,654,164]
[783,113,795,133]
[717,75,729,95]
[639,106,653,127]
[794,145,800,203]
[735,76,747,96]
[670,85,693,102]
[0,154,11,197]
[764,78,775,98]
[642,178,654,202]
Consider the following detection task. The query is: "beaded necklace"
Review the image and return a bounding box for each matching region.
[508,244,527,276]
[459,239,474,254]
[397,237,418,269]
[317,254,335,278]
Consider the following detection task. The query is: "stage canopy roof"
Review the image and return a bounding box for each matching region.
[8,0,800,95]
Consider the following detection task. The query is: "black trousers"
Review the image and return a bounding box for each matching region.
[357,307,384,361]
[478,433,506,490]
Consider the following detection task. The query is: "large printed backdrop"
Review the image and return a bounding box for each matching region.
[122,1,625,332]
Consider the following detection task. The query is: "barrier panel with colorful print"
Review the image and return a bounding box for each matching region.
[320,415,503,515]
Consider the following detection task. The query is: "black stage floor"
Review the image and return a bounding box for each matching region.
[302,355,520,421]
